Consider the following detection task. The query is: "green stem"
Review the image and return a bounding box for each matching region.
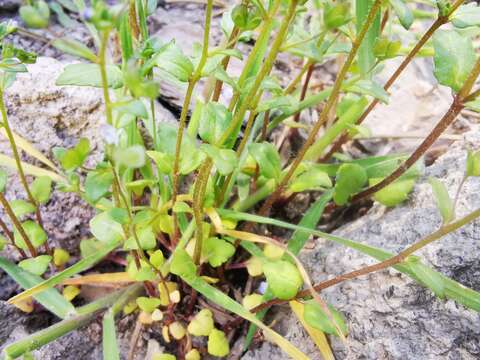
[192,160,213,264]
[0,90,44,235]
[0,192,36,257]
[98,30,113,125]
[0,217,26,257]
[218,0,296,147]
[171,0,214,240]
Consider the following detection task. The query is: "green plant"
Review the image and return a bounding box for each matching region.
[1,0,480,358]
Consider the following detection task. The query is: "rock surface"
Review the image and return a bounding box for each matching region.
[244,129,480,359]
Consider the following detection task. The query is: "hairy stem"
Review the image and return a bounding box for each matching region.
[171,0,214,241]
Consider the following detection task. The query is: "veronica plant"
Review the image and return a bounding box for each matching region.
[1,0,480,358]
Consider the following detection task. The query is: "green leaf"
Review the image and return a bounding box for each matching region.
[0,59,27,73]
[0,21,16,42]
[52,38,97,62]
[405,256,445,298]
[20,1,50,29]
[170,249,197,281]
[208,329,230,357]
[248,142,281,181]
[182,275,309,359]
[187,308,214,336]
[124,226,156,250]
[324,2,351,29]
[146,151,173,174]
[305,96,369,161]
[451,3,480,28]
[8,239,120,305]
[346,79,389,103]
[433,30,476,93]
[203,237,235,267]
[114,99,148,119]
[149,250,164,269]
[149,42,194,82]
[466,149,480,177]
[333,163,367,205]
[231,4,248,28]
[89,211,124,244]
[19,255,52,276]
[374,38,402,60]
[390,0,413,30]
[263,260,303,300]
[370,177,416,207]
[288,167,332,193]
[428,177,453,223]
[257,95,299,113]
[288,190,333,255]
[0,169,7,192]
[14,220,47,250]
[56,63,123,89]
[356,0,381,76]
[465,98,480,113]
[54,138,90,171]
[126,179,155,197]
[113,145,146,168]
[49,2,77,28]
[200,144,237,175]
[136,296,161,313]
[10,199,36,217]
[198,102,232,144]
[0,256,75,319]
[85,168,114,203]
[303,301,348,337]
[31,176,52,204]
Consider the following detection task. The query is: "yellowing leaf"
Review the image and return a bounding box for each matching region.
[0,128,59,172]
[290,300,334,360]
[188,308,214,336]
[208,329,230,357]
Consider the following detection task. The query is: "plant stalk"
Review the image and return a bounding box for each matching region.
[171,0,214,242]
[0,192,36,257]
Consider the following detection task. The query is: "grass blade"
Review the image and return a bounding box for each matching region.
[290,300,334,360]
[8,240,119,306]
[219,209,480,311]
[356,0,380,76]
[0,128,60,172]
[0,153,66,183]
[243,190,333,350]
[102,284,143,360]
[287,190,333,254]
[0,256,76,319]
[3,286,136,359]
